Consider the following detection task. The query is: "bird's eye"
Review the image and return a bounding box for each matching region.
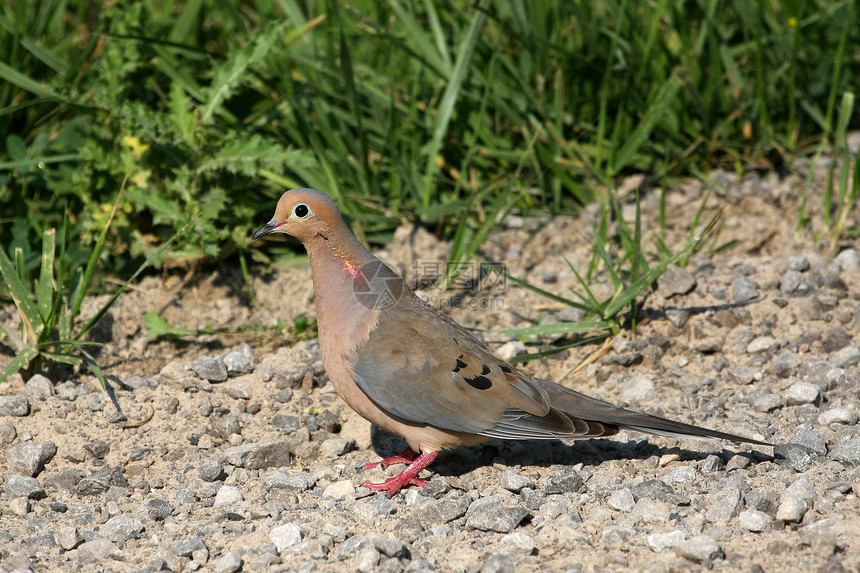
[292,203,313,220]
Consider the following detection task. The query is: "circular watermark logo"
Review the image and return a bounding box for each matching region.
[352,260,405,310]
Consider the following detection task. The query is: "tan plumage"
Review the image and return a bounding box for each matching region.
[253,189,770,496]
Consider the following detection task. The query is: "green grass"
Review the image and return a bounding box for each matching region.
[1,0,859,376]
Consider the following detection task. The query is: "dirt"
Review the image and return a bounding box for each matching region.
[1,156,860,573]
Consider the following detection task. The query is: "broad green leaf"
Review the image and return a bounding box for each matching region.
[143,312,190,341]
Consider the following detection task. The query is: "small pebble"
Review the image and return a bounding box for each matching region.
[783,381,820,405]
[214,485,243,506]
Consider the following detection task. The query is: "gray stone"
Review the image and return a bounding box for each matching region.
[7,440,57,476]
[192,356,228,382]
[269,523,303,553]
[739,509,772,532]
[774,443,812,472]
[421,494,470,524]
[745,490,775,513]
[792,427,827,456]
[783,381,820,406]
[548,472,582,493]
[666,308,691,328]
[480,553,515,573]
[43,468,85,492]
[0,395,29,416]
[9,496,29,515]
[354,547,380,572]
[781,476,816,503]
[271,414,301,432]
[213,415,241,439]
[704,489,741,524]
[643,530,685,552]
[830,346,860,368]
[664,466,697,484]
[25,374,53,400]
[835,248,860,270]
[657,265,697,298]
[214,485,243,506]
[673,534,724,563]
[729,366,755,384]
[607,488,635,512]
[771,352,795,377]
[354,496,395,519]
[77,538,118,561]
[57,526,83,550]
[336,535,368,560]
[631,479,675,501]
[787,256,810,272]
[0,422,16,444]
[498,532,534,555]
[224,350,254,376]
[725,454,751,471]
[323,480,355,501]
[5,474,45,499]
[319,436,354,458]
[374,538,410,559]
[174,536,207,558]
[215,550,243,573]
[619,373,656,404]
[175,488,199,505]
[75,467,128,495]
[100,514,145,542]
[600,525,635,548]
[499,469,535,493]
[263,470,315,492]
[747,336,779,354]
[199,463,226,482]
[732,274,759,303]
[224,442,290,469]
[83,440,109,459]
[752,393,783,412]
[465,497,528,533]
[776,496,808,522]
[830,439,860,464]
[148,498,173,521]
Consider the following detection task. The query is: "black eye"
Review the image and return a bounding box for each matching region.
[293,203,311,219]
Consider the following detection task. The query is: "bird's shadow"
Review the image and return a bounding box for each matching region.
[368,426,771,480]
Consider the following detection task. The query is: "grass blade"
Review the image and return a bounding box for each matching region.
[0,347,38,384]
[421,4,487,207]
[37,228,55,323]
[0,246,42,337]
[76,216,197,340]
[610,74,682,176]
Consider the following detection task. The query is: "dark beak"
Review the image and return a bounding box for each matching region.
[252,220,281,241]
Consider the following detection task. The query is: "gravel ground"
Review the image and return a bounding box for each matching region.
[2,159,860,572]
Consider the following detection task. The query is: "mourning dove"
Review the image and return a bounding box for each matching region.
[253,189,770,496]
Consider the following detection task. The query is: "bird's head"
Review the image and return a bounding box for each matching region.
[252,188,345,245]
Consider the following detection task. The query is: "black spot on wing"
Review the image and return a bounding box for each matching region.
[500,364,512,374]
[453,356,467,373]
[481,364,491,375]
[464,375,492,390]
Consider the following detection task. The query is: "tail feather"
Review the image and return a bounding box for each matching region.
[497,376,774,446]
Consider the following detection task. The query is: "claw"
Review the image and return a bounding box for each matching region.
[363,448,419,470]
[360,451,439,497]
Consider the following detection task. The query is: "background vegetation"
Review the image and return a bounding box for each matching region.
[1,0,858,278]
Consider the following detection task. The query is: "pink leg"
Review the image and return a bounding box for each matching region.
[361,451,439,497]
[363,448,419,470]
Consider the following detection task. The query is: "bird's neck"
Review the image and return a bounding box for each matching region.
[305,231,380,355]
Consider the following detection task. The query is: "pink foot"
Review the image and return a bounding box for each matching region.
[364,448,419,470]
[361,451,439,497]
